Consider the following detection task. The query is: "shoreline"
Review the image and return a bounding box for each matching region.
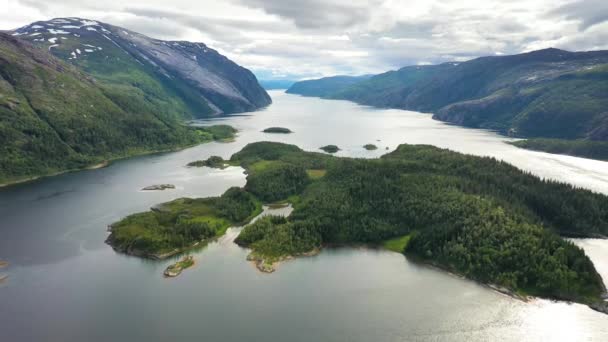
[0,146,194,189]
[247,248,321,273]
[0,129,239,189]
[106,235,213,260]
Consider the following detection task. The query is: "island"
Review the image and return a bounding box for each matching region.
[263,127,293,134]
[187,156,228,169]
[142,184,175,191]
[106,187,262,259]
[0,260,7,268]
[363,144,378,150]
[319,145,340,153]
[229,142,608,312]
[109,141,608,313]
[511,138,608,162]
[164,256,195,277]
[199,125,238,142]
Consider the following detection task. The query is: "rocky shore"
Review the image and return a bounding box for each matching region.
[590,299,608,315]
[246,248,320,273]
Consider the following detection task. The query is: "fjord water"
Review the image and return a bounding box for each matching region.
[1,91,607,341]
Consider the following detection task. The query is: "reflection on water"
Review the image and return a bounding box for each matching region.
[0,91,607,341]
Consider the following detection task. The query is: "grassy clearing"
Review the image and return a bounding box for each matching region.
[248,160,284,173]
[306,169,327,179]
[382,235,411,253]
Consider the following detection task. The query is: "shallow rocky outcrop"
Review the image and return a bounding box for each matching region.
[142,184,175,191]
[164,255,195,278]
[590,300,608,315]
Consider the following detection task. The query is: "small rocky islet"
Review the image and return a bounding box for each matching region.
[187,156,228,169]
[319,145,340,153]
[262,127,293,134]
[142,184,175,191]
[164,255,195,277]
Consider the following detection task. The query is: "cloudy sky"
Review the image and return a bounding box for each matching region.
[2,0,607,80]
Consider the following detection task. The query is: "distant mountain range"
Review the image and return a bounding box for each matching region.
[286,75,372,97]
[287,48,608,141]
[259,79,296,90]
[0,18,270,184]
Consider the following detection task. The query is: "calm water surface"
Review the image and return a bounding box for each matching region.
[1,91,607,341]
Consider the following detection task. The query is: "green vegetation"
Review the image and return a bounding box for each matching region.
[187,156,228,169]
[364,144,378,150]
[230,142,608,305]
[512,138,608,161]
[382,235,411,253]
[107,187,261,258]
[199,125,238,142]
[288,49,608,141]
[320,145,340,153]
[164,255,195,277]
[244,161,310,202]
[306,169,326,179]
[262,127,293,134]
[285,75,372,97]
[0,33,239,185]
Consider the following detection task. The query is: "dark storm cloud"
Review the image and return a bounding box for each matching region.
[550,0,608,30]
[234,0,379,29]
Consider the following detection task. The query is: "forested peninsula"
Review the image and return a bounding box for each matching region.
[512,139,608,162]
[108,141,608,311]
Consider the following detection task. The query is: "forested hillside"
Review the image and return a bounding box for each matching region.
[11,18,271,116]
[0,32,236,184]
[287,48,608,141]
[285,75,371,97]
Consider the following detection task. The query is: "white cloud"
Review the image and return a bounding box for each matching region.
[1,0,606,79]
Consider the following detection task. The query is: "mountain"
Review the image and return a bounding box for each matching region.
[285,75,372,97]
[0,18,270,185]
[287,49,608,140]
[259,79,295,90]
[11,17,271,117]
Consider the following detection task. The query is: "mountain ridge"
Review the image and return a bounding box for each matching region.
[11,17,271,116]
[0,18,271,184]
[287,48,608,141]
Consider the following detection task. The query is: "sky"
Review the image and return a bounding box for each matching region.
[1,0,607,80]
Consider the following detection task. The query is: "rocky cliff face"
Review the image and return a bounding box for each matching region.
[11,17,271,116]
